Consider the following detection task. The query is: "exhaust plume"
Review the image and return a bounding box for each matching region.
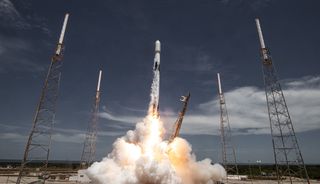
[86,41,226,184]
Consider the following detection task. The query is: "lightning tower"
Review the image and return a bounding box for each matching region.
[169,93,191,142]
[217,73,239,180]
[255,18,310,183]
[80,70,103,169]
[16,13,69,184]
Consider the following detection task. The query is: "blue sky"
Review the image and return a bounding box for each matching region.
[0,0,319,164]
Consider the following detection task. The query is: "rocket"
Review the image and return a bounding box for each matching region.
[150,40,161,118]
[153,40,161,71]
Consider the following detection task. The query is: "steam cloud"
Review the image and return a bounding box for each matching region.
[86,115,226,184]
[86,51,226,184]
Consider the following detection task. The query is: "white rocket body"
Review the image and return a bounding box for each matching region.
[150,40,161,118]
[154,40,161,71]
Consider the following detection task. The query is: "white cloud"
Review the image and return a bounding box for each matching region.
[0,0,51,73]
[0,132,84,143]
[0,0,30,29]
[186,75,320,135]
[99,75,320,136]
[0,0,53,73]
[0,34,46,73]
[0,132,26,141]
[284,76,320,88]
[52,133,86,143]
[98,111,142,124]
[3,75,316,145]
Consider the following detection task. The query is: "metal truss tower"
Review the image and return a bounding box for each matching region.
[217,73,239,179]
[16,14,70,184]
[169,93,190,142]
[80,70,103,169]
[255,18,310,184]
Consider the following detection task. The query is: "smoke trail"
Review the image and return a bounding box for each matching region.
[149,69,160,117]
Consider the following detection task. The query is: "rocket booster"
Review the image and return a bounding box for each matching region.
[153,40,161,71]
[150,40,161,118]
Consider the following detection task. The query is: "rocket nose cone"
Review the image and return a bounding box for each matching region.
[155,40,161,52]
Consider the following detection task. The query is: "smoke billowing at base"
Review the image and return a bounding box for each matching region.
[86,41,226,184]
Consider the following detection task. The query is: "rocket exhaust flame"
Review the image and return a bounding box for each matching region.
[86,41,226,184]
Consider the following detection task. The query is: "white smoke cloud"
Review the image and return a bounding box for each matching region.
[86,116,226,184]
[87,57,226,183]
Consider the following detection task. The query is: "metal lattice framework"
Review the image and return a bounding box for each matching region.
[169,92,190,142]
[255,18,310,184]
[217,73,239,179]
[80,70,102,169]
[16,14,69,184]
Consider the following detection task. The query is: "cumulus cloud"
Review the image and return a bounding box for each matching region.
[100,75,320,135]
[0,132,86,143]
[187,75,320,135]
[0,132,26,141]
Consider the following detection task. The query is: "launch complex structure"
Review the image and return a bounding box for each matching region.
[16,14,70,184]
[215,18,311,184]
[169,93,191,143]
[9,11,312,184]
[255,18,310,184]
[216,73,239,180]
[80,70,103,169]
